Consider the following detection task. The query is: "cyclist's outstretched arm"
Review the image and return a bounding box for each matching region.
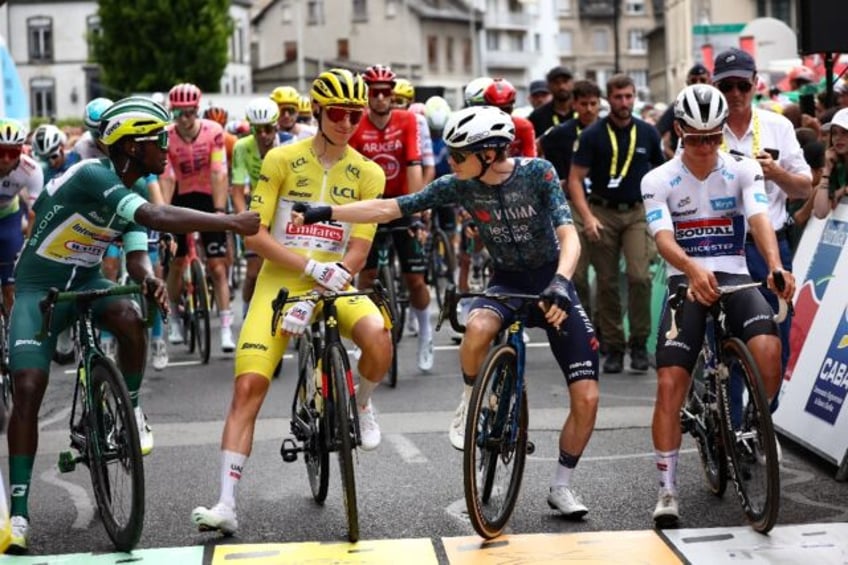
[295,198,403,226]
[134,203,259,237]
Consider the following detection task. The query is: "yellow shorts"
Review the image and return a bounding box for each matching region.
[235,277,385,379]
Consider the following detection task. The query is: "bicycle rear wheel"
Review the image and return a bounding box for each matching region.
[430,229,456,310]
[296,332,329,503]
[328,344,359,542]
[378,265,400,388]
[685,350,727,496]
[463,345,528,539]
[87,357,145,551]
[190,259,211,364]
[717,337,780,533]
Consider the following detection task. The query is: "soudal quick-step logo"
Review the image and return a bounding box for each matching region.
[675,217,734,239]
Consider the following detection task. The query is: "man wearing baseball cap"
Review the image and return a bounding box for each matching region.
[528,79,552,109]
[713,47,811,397]
[529,65,575,140]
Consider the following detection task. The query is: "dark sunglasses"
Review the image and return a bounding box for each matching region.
[681,132,724,146]
[47,151,62,162]
[448,149,471,164]
[368,87,393,98]
[324,106,364,125]
[252,124,277,135]
[0,146,22,160]
[172,108,198,119]
[717,80,753,94]
[278,105,298,116]
[135,130,170,150]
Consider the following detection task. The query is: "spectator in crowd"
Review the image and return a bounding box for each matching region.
[528,80,552,109]
[529,66,575,139]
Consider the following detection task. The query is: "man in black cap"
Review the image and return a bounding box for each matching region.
[529,65,575,141]
[657,63,712,158]
[528,80,552,109]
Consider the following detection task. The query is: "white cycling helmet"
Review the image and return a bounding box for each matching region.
[443,106,515,151]
[463,77,494,107]
[32,124,66,157]
[674,84,728,131]
[245,98,280,126]
[424,96,451,131]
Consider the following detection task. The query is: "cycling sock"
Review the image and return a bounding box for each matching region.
[553,450,581,487]
[220,309,233,329]
[125,371,142,408]
[9,455,34,518]
[218,450,247,509]
[357,377,380,408]
[655,449,679,493]
[412,307,432,343]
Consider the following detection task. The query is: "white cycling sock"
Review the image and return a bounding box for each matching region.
[220,309,233,329]
[357,377,380,409]
[655,449,679,493]
[218,450,247,509]
[413,307,432,343]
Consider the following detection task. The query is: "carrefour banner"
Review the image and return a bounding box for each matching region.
[775,200,848,473]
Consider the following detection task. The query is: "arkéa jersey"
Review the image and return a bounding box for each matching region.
[349,109,420,198]
[641,152,769,277]
[15,159,149,290]
[231,134,281,188]
[161,119,227,196]
[249,138,385,290]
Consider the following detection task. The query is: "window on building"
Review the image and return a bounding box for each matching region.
[284,40,297,62]
[446,36,455,72]
[486,31,500,51]
[557,0,572,15]
[353,0,367,21]
[31,77,55,117]
[307,0,324,24]
[534,33,541,52]
[506,31,524,52]
[428,35,438,71]
[507,0,522,12]
[557,31,573,55]
[386,0,398,18]
[630,69,648,88]
[592,28,609,53]
[338,38,349,60]
[625,0,645,15]
[757,0,791,26]
[27,16,53,63]
[587,68,613,88]
[86,15,101,60]
[230,20,245,63]
[463,38,473,73]
[627,29,646,53]
[281,1,292,22]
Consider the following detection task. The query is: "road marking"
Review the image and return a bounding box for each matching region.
[211,539,439,564]
[39,405,72,431]
[39,468,94,530]
[385,434,428,463]
[528,447,698,463]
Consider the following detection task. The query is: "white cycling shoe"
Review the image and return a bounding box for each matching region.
[192,502,238,535]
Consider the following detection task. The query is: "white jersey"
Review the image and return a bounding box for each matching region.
[641,151,769,277]
[71,131,107,160]
[0,154,44,218]
[414,114,434,167]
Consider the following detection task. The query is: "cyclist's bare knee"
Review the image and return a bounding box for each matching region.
[11,369,48,417]
[231,373,270,414]
[101,300,145,340]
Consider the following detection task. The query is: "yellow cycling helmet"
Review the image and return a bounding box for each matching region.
[311,69,367,108]
[393,78,415,102]
[270,86,301,107]
[0,118,27,145]
[99,96,170,146]
[298,95,313,117]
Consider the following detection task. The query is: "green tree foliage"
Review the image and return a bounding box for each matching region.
[93,0,233,95]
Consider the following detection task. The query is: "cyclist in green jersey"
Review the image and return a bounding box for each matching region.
[5,97,260,554]
[230,98,281,314]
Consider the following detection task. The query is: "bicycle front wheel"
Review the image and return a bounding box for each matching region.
[328,344,359,542]
[296,332,329,503]
[378,265,400,388]
[430,229,456,310]
[717,337,780,533]
[190,259,211,364]
[87,357,145,551]
[464,345,527,539]
[686,351,727,496]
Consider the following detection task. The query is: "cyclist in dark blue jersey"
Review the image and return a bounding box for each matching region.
[293,105,600,520]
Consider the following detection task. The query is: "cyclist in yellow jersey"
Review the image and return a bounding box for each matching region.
[191,69,391,536]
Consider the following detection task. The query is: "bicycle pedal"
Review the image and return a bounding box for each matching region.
[526,440,536,455]
[57,451,78,473]
[280,438,299,463]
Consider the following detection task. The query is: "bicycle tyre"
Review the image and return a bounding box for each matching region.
[378,265,400,388]
[229,234,243,291]
[328,344,359,542]
[190,259,211,364]
[0,306,9,431]
[296,332,329,503]
[87,357,145,551]
[463,345,528,539]
[431,229,456,310]
[717,337,780,533]
[687,351,727,496]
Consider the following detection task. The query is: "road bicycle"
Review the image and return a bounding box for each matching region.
[670,272,790,533]
[160,233,211,363]
[373,225,411,388]
[0,303,11,431]
[437,284,542,539]
[38,284,156,550]
[275,282,392,543]
[424,214,456,310]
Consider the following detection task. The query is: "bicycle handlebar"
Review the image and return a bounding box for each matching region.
[435,284,541,335]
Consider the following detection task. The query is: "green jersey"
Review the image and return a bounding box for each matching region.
[15,158,149,290]
[231,134,278,188]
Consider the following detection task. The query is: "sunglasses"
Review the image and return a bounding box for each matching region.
[0,146,22,160]
[448,149,471,164]
[681,132,724,146]
[135,130,170,150]
[278,105,298,116]
[252,124,277,135]
[172,108,198,119]
[47,151,62,162]
[368,87,393,98]
[324,106,364,125]
[717,80,753,94]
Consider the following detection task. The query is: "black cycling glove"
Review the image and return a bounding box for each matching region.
[540,273,572,311]
[293,202,333,224]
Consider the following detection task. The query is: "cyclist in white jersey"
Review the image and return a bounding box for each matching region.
[641,84,795,528]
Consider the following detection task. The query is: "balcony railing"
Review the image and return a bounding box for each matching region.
[485,49,534,68]
[580,0,616,18]
[483,11,531,28]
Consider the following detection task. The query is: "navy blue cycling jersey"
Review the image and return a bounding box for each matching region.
[397,158,572,271]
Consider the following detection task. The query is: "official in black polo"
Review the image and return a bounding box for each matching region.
[567,74,664,374]
[528,65,575,139]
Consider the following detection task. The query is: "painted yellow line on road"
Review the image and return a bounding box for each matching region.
[443,530,682,564]
[212,538,438,564]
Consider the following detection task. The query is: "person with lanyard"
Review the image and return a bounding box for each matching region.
[813,108,848,218]
[567,73,665,375]
[541,80,602,322]
[529,66,575,146]
[712,48,811,393]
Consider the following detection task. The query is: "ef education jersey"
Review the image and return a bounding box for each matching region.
[161,119,227,196]
[641,152,769,277]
